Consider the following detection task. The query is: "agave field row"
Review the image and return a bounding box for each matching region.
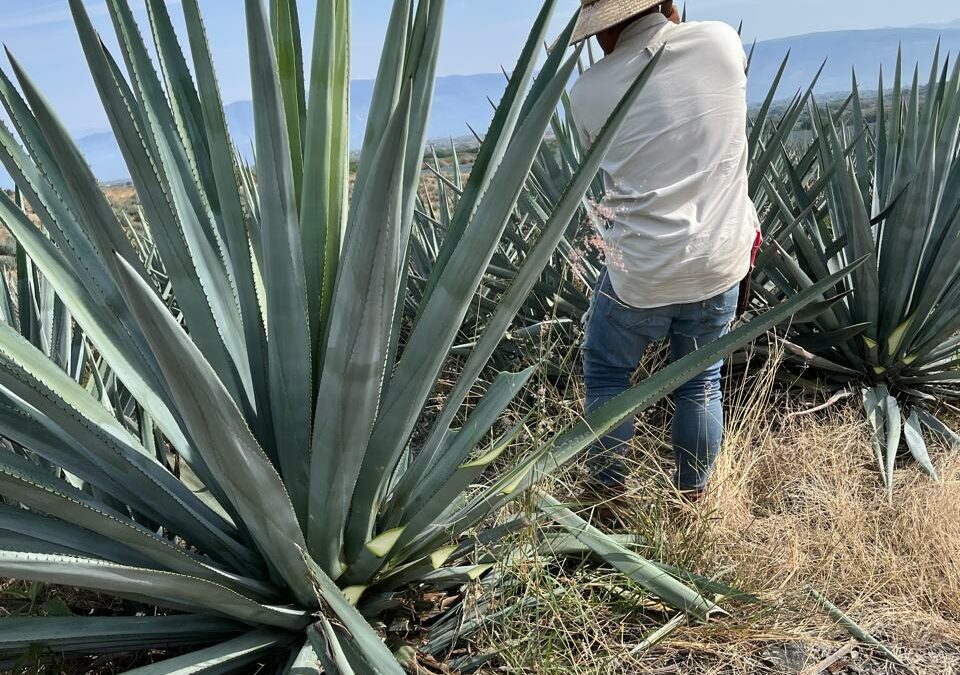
[0,0,950,673]
[413,39,960,491]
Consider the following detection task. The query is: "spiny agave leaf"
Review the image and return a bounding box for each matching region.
[347,45,583,558]
[179,0,271,453]
[302,557,405,675]
[537,492,719,620]
[301,0,350,374]
[120,628,293,674]
[307,87,411,575]
[270,0,306,207]
[791,322,871,353]
[4,49,148,290]
[386,367,535,529]
[904,411,939,480]
[0,114,107,307]
[310,618,358,675]
[145,0,217,209]
[0,552,309,630]
[349,0,411,208]
[286,640,323,675]
[883,395,902,499]
[748,51,791,159]
[0,321,254,572]
[104,0,257,426]
[66,0,257,420]
[417,0,563,308]
[791,291,855,324]
[246,0,313,517]
[0,450,276,601]
[0,504,151,569]
[113,255,317,608]
[381,0,446,386]
[0,615,244,657]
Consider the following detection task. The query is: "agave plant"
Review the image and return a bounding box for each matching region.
[0,0,853,671]
[752,48,960,492]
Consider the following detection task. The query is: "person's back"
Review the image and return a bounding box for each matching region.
[569,1,759,502]
[570,13,758,308]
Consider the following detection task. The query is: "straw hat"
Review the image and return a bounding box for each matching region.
[570,0,664,44]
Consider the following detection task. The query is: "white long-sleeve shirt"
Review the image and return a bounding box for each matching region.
[570,13,759,309]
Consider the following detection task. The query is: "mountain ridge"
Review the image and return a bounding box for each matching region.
[9,20,960,185]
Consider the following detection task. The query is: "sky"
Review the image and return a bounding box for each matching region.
[0,0,958,136]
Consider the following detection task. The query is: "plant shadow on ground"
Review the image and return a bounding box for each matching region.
[464,335,960,675]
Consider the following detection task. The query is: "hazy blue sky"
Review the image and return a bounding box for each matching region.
[0,0,958,135]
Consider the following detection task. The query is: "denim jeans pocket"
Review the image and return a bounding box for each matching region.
[704,284,740,317]
[605,300,656,330]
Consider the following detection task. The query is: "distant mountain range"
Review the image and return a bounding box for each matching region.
[17,21,960,184]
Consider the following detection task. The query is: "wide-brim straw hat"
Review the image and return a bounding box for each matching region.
[570,0,662,44]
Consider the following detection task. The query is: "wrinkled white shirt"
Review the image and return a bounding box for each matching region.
[570,13,759,309]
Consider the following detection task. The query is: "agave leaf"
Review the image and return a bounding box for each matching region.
[863,386,889,486]
[301,0,350,372]
[0,450,275,601]
[120,628,292,674]
[916,409,960,450]
[0,615,244,657]
[302,557,404,675]
[270,0,306,207]
[0,504,152,568]
[145,0,217,210]
[0,552,309,630]
[537,492,719,620]
[246,0,313,515]
[4,49,148,289]
[74,0,257,414]
[347,43,583,557]
[809,588,909,667]
[285,638,324,675]
[883,395,902,498]
[386,367,535,528]
[398,47,664,524]
[0,321,252,571]
[416,0,563,308]
[113,255,316,608]
[307,86,411,574]
[903,410,939,480]
[179,0,271,453]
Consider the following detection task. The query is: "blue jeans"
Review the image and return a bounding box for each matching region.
[582,270,739,490]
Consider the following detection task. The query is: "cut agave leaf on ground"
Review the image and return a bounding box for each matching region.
[809,588,910,669]
[536,492,720,622]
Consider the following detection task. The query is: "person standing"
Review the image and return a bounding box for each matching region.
[569,0,760,499]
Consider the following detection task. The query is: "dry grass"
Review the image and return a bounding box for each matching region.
[475,345,960,674]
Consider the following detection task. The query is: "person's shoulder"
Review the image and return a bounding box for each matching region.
[570,62,603,110]
[680,20,743,50]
